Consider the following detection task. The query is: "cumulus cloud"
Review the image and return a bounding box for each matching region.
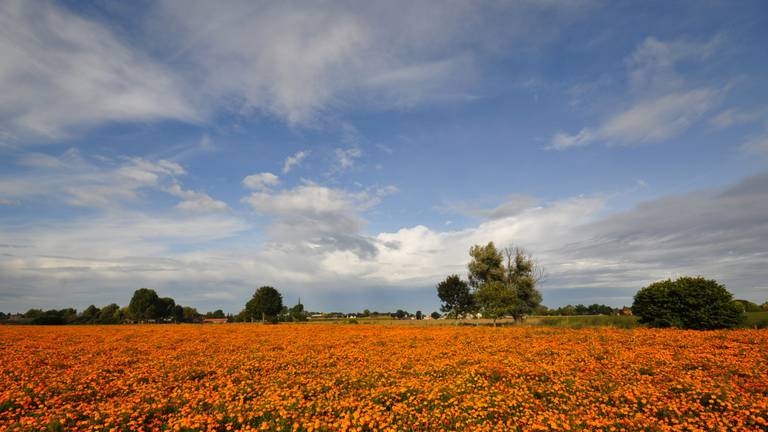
[551,36,724,149]
[0,0,197,141]
[243,172,280,190]
[243,183,396,259]
[282,151,308,174]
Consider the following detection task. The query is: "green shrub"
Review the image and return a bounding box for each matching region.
[632,277,744,330]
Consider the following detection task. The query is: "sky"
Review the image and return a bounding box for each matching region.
[1,0,767,314]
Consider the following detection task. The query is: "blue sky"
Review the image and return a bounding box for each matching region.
[1,0,767,314]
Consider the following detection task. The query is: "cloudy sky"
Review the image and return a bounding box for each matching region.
[1,0,767,313]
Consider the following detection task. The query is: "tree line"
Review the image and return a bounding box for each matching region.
[437,241,766,330]
[0,288,230,325]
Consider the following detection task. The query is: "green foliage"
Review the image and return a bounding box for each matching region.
[460,244,543,321]
[31,310,67,325]
[475,281,518,324]
[278,301,308,322]
[467,242,505,288]
[732,299,761,313]
[128,288,161,321]
[80,305,100,323]
[182,307,201,322]
[245,286,284,322]
[436,275,474,318]
[205,309,226,319]
[632,277,744,330]
[97,304,122,324]
[546,304,617,316]
[430,311,441,320]
[502,247,542,319]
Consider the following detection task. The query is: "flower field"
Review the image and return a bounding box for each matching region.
[1,325,766,431]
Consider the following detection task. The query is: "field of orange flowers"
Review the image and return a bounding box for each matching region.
[1,324,766,432]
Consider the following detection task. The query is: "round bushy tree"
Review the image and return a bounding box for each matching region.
[245,286,283,323]
[632,277,744,329]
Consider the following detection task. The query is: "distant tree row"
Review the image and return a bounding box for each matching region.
[437,242,543,324]
[540,304,619,316]
[0,288,222,325]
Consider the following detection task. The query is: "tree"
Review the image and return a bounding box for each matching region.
[97,304,121,324]
[468,242,505,288]
[430,311,441,320]
[128,288,161,322]
[394,309,407,319]
[80,305,100,324]
[502,247,542,320]
[157,297,177,321]
[462,243,543,322]
[475,281,518,325]
[206,309,226,319]
[245,286,283,323]
[762,302,768,312]
[732,299,761,313]
[171,305,184,323]
[182,306,201,323]
[632,277,744,329]
[288,301,308,322]
[415,310,423,320]
[437,275,474,318]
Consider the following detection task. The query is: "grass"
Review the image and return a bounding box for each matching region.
[311,311,768,329]
[743,311,768,329]
[526,314,640,329]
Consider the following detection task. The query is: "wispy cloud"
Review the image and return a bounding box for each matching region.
[551,89,720,149]
[0,0,197,141]
[282,151,308,174]
[334,148,362,171]
[710,108,765,129]
[0,150,226,212]
[551,36,725,149]
[153,0,594,127]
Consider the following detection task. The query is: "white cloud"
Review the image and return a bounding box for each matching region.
[741,135,768,154]
[627,36,720,93]
[166,184,229,212]
[334,148,362,171]
[282,151,308,174]
[243,172,280,190]
[244,184,378,216]
[710,107,765,129]
[551,36,724,149]
[0,0,197,141]
[591,89,718,146]
[0,150,226,211]
[152,0,592,126]
[3,174,767,311]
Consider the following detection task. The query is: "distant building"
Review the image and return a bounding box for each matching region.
[202,318,228,324]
